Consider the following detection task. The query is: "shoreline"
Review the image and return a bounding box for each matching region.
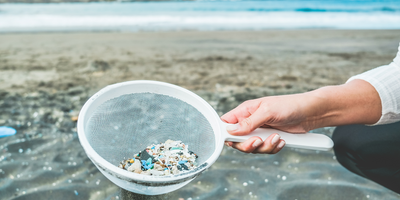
[1,28,400,34]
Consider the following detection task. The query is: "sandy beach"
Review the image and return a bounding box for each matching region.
[1,30,400,200]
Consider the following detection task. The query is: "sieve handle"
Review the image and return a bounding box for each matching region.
[221,122,333,151]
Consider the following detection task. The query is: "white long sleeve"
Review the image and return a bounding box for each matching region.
[347,43,400,125]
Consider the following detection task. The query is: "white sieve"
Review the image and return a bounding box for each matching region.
[77,80,333,195]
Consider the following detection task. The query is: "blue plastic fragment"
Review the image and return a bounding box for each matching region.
[178,160,188,164]
[143,163,154,170]
[180,164,189,170]
[151,146,155,150]
[0,126,16,138]
[146,158,152,165]
[141,159,154,170]
[170,147,183,150]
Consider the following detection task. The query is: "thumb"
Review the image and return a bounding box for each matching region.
[226,107,267,136]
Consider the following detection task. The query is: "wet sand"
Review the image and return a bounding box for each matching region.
[1,30,400,200]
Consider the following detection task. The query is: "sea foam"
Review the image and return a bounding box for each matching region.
[0,1,399,32]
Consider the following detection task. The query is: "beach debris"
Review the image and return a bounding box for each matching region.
[118,140,198,176]
[0,126,16,138]
[71,116,79,122]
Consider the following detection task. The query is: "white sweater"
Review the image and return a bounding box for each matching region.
[347,43,400,125]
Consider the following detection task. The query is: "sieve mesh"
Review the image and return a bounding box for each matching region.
[84,92,216,168]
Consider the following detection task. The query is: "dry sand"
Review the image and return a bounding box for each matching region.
[1,30,399,95]
[1,30,400,200]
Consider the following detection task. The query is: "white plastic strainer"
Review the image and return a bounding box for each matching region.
[77,80,333,195]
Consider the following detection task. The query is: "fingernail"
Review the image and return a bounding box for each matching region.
[252,139,263,148]
[224,142,232,147]
[271,134,280,145]
[277,140,285,149]
[226,124,240,132]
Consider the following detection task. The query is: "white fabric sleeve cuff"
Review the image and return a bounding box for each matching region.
[346,62,400,125]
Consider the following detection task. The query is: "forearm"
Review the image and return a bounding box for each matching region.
[302,79,382,129]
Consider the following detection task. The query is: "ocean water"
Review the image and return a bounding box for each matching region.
[0,0,400,32]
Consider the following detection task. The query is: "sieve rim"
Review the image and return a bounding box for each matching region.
[77,80,224,184]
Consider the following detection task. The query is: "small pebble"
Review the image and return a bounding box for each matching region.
[71,116,78,122]
[243,182,248,186]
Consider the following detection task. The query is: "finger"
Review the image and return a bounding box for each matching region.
[221,113,239,124]
[221,100,259,124]
[229,105,269,136]
[224,141,233,147]
[271,139,286,154]
[221,107,248,124]
[229,136,263,153]
[252,133,282,154]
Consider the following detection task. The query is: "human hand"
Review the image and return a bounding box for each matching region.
[221,80,382,154]
[221,94,314,154]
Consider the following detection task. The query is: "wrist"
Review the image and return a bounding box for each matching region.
[303,86,344,128]
[295,89,339,130]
